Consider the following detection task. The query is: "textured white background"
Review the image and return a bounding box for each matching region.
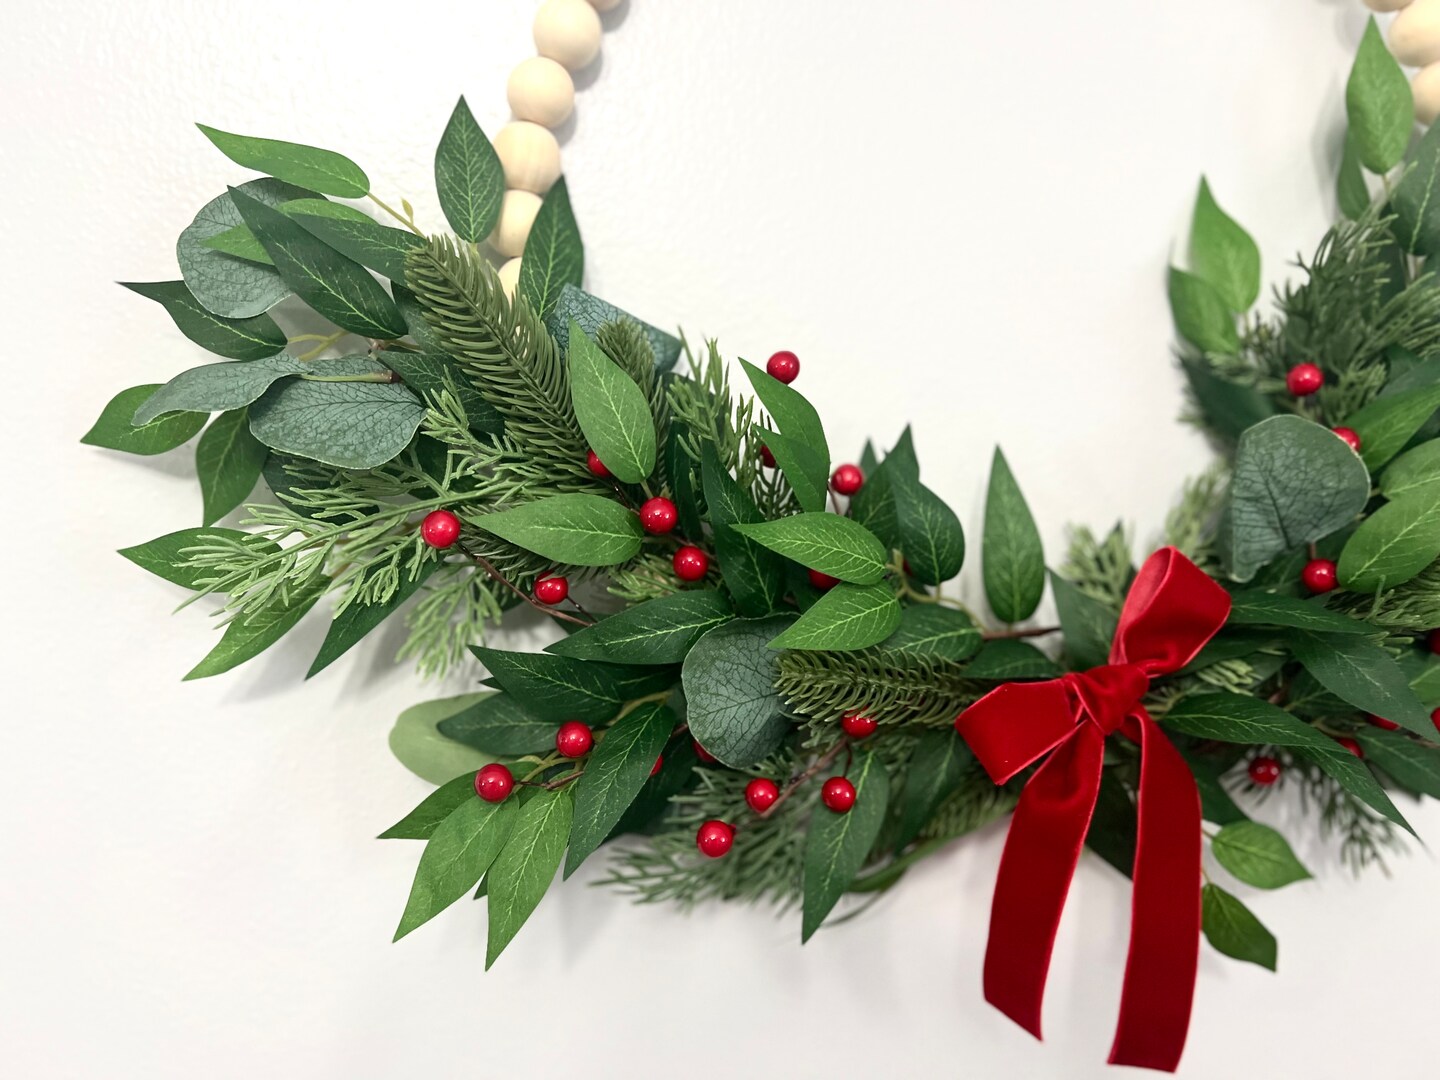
[3,1,1438,1077]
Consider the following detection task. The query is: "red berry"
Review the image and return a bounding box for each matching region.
[420,509,462,549]
[821,776,857,813]
[1286,362,1324,396]
[1428,629,1440,655]
[1432,706,1440,734]
[586,449,610,478]
[673,545,710,582]
[1301,558,1338,594]
[1247,756,1281,786]
[1332,427,1362,452]
[693,739,718,764]
[474,763,515,802]
[1367,713,1401,731]
[808,568,840,591]
[650,755,664,778]
[830,463,864,496]
[744,777,780,813]
[766,350,800,384]
[555,720,594,758]
[841,713,878,739]
[639,496,679,534]
[759,445,777,469]
[696,819,735,857]
[533,574,569,605]
[1337,736,1364,758]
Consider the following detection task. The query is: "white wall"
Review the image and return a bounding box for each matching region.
[3,1,1436,1077]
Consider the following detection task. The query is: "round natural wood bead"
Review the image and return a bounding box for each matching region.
[1415,63,1440,124]
[498,257,523,299]
[533,0,603,71]
[1391,0,1440,67]
[507,57,575,128]
[1364,0,1414,12]
[491,190,544,258]
[493,121,562,194]
[587,0,623,10]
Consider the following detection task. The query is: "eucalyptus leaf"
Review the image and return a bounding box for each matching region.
[1338,493,1440,593]
[178,179,314,318]
[545,284,682,374]
[1211,822,1310,889]
[473,493,644,567]
[802,749,890,942]
[1189,177,1261,312]
[197,123,369,197]
[732,513,888,585]
[701,446,786,616]
[132,353,316,425]
[565,703,675,876]
[122,280,286,361]
[434,97,504,244]
[520,178,584,317]
[547,591,732,665]
[1345,17,1414,174]
[1202,884,1277,971]
[195,408,267,525]
[394,796,516,941]
[767,582,902,652]
[82,385,207,456]
[567,322,655,483]
[682,616,797,767]
[248,374,425,470]
[485,787,572,969]
[982,447,1043,619]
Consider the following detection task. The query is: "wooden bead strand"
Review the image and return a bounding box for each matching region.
[491,0,618,294]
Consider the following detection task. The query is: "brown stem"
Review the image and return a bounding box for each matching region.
[982,625,1060,641]
[458,543,594,627]
[758,739,848,820]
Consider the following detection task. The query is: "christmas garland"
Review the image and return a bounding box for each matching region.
[83,17,1440,1073]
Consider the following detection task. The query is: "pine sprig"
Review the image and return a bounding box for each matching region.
[775,646,978,729]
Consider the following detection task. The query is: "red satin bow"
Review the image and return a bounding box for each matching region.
[954,547,1230,1073]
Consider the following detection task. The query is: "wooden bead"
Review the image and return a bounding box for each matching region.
[587,0,623,10]
[1391,0,1440,67]
[533,0,603,71]
[493,121,562,194]
[507,57,575,128]
[1365,0,1414,11]
[491,190,544,258]
[1415,63,1440,124]
[498,257,523,298]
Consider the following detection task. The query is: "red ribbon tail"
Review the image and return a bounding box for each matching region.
[1107,712,1202,1073]
[982,724,1105,1040]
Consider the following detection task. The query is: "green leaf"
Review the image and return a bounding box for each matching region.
[565,703,675,876]
[229,187,405,339]
[1338,133,1371,220]
[896,730,971,848]
[1211,822,1310,889]
[1220,415,1371,582]
[1290,630,1434,736]
[388,693,499,786]
[178,179,314,319]
[119,527,276,590]
[1188,757,1249,826]
[1345,17,1414,174]
[567,322,655,483]
[288,208,423,283]
[544,283,682,374]
[1393,117,1440,255]
[768,582,902,652]
[248,373,425,470]
[201,199,378,265]
[1341,383,1440,471]
[379,769,481,839]
[1202,884,1277,971]
[1354,727,1440,797]
[486,787,572,968]
[963,639,1061,680]
[848,428,917,550]
[1086,770,1137,878]
[753,425,829,513]
[892,472,965,586]
[982,448,1043,619]
[732,513,888,585]
[1180,359,1276,442]
[201,222,273,264]
[520,178,584,317]
[1380,439,1440,502]
[81,385,206,456]
[1189,177,1261,312]
[122,280,286,361]
[739,359,831,468]
[394,795,516,940]
[184,578,325,680]
[548,591,732,665]
[473,493,644,566]
[434,97,504,244]
[878,605,982,662]
[802,749,890,941]
[197,123,368,197]
[436,693,558,756]
[682,616,797,766]
[1168,267,1238,353]
[1050,573,1117,670]
[378,349,503,435]
[1226,590,1372,635]
[701,446,785,616]
[196,408,267,525]
[472,647,674,724]
[307,561,437,678]
[1339,493,1440,592]
[132,353,317,425]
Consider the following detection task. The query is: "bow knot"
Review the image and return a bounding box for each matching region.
[954,548,1230,1073]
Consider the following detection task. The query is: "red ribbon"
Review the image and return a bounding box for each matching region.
[954,547,1230,1073]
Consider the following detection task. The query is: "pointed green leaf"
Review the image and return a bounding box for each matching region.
[1338,133,1371,220]
[768,582,902,652]
[123,280,286,361]
[802,749,890,941]
[732,512,887,585]
[878,605,982,662]
[288,208,423,283]
[1345,18,1414,174]
[1354,726,1440,797]
[1341,383,1440,471]
[1202,884,1277,970]
[752,424,828,513]
[81,385,207,456]
[565,703,675,876]
[1380,439,1440,502]
[394,796,516,940]
[1211,822,1310,889]
[1190,177,1261,312]
[520,178,584,317]
[1180,359,1276,442]
[437,693,558,756]
[1393,117,1440,255]
[308,561,438,678]
[486,787,572,968]
[184,578,325,680]
[701,445,785,616]
[119,527,277,590]
[1226,590,1372,635]
[473,493,644,566]
[567,322,655,483]
[896,730,972,848]
[963,639,1062,680]
[548,591,732,665]
[196,408,267,525]
[197,123,368,197]
[379,769,482,840]
[434,97,504,243]
[471,647,674,724]
[1338,493,1440,593]
[893,472,965,586]
[248,373,425,470]
[1050,573,1118,670]
[1290,630,1434,736]
[378,348,503,435]
[982,448,1043,619]
[1168,267,1238,353]
[739,359,830,467]
[682,616,797,767]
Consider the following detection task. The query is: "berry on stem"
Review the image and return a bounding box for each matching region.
[420,509,461,549]
[821,776,856,813]
[1432,706,1440,734]
[759,445,777,469]
[555,720,594,758]
[1367,713,1401,731]
[673,545,710,582]
[696,819,735,857]
[474,763,515,802]
[1302,558,1338,594]
[1332,427,1361,452]
[1247,756,1281,786]
[1336,736,1364,759]
[830,463,864,496]
[766,350,800,384]
[744,778,780,813]
[841,712,877,738]
[1428,628,1440,655]
[639,496,678,534]
[650,755,664,778]
[534,574,569,605]
[1286,362,1323,396]
[808,568,840,591]
[693,739,718,764]
[586,449,610,478]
